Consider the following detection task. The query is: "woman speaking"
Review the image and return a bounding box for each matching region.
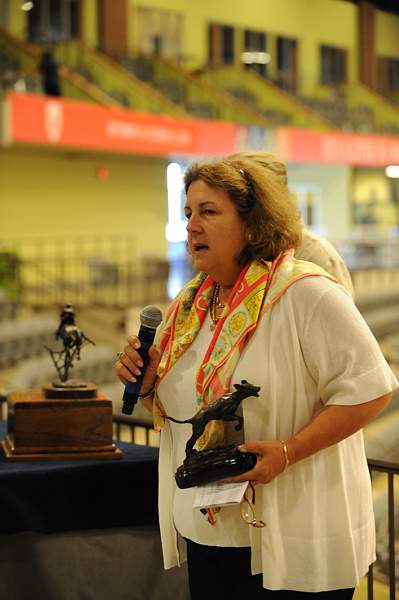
[116,155,397,599]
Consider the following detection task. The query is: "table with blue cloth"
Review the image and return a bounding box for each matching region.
[0,421,189,600]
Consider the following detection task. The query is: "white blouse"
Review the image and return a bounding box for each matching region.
[157,276,398,592]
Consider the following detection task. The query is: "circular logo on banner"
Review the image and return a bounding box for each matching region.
[44,101,64,143]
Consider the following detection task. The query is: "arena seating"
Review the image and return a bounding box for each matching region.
[0,316,57,369]
[0,295,17,322]
[356,290,399,339]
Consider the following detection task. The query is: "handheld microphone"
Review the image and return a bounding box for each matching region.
[121,305,163,415]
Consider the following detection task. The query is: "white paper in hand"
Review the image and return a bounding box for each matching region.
[193,480,249,509]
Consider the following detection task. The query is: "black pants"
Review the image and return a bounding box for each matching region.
[186,540,355,600]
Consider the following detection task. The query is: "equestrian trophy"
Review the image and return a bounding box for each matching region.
[43,304,96,398]
[164,380,260,488]
[1,304,121,461]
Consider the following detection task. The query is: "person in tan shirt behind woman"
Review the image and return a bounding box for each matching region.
[228,151,354,297]
[298,228,354,297]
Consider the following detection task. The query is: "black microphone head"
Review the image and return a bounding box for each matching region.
[140,305,163,329]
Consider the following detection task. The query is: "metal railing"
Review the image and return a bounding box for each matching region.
[0,397,396,598]
[113,414,156,446]
[367,459,399,600]
[0,234,170,309]
[112,414,399,600]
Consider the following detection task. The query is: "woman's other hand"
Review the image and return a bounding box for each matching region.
[227,393,392,486]
[227,440,288,485]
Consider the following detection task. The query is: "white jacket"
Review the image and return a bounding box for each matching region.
[157,276,397,591]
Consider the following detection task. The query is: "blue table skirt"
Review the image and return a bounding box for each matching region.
[0,421,159,534]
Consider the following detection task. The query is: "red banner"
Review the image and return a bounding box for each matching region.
[8,92,241,157]
[276,127,399,166]
[7,93,399,166]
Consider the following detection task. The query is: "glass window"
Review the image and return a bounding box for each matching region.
[388,58,399,91]
[277,36,297,92]
[243,29,267,77]
[320,45,346,85]
[27,0,79,43]
[137,6,183,60]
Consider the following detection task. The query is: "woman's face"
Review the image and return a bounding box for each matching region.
[185,179,247,286]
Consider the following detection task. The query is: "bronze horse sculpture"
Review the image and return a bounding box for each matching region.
[45,304,94,383]
[165,380,260,455]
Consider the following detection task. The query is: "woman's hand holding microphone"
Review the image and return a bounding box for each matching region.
[115,335,161,411]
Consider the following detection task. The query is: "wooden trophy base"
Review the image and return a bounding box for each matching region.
[1,385,122,461]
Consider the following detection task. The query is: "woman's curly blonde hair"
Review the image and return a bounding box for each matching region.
[183,152,302,265]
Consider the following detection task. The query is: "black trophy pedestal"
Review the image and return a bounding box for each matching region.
[175,445,257,489]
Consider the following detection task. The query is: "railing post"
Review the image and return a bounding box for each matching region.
[387,472,396,600]
[367,562,374,600]
[367,459,399,600]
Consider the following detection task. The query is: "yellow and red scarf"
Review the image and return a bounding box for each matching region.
[153,251,335,452]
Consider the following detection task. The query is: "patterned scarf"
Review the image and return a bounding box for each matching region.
[153,251,335,452]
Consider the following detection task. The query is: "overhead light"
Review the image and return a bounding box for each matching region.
[21,2,34,10]
[385,165,399,178]
[241,51,271,65]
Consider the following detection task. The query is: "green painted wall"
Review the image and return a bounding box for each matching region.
[0,148,168,258]
[376,11,399,58]
[128,0,357,94]
[81,0,99,50]
[7,2,26,38]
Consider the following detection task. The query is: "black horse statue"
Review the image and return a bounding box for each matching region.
[45,304,95,383]
[55,305,94,357]
[165,380,260,455]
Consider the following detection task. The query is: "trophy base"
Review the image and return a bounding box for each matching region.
[43,382,98,399]
[175,445,257,489]
[2,389,121,461]
[1,435,122,461]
